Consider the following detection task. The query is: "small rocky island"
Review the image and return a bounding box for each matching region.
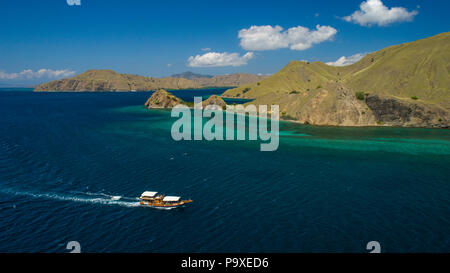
[145,89,228,109]
[145,89,185,108]
[222,32,450,128]
[202,95,227,108]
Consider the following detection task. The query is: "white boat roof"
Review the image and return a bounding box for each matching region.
[163,196,180,202]
[141,191,158,197]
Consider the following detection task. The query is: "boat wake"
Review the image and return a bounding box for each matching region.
[0,188,141,208]
[151,206,177,210]
[71,191,139,201]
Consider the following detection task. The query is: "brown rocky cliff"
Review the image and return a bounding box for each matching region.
[202,95,227,108]
[284,82,378,126]
[145,89,185,109]
[365,95,449,128]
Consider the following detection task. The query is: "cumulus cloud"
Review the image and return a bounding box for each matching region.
[201,48,211,51]
[0,69,76,80]
[187,52,254,67]
[238,24,337,51]
[343,0,418,27]
[326,53,367,66]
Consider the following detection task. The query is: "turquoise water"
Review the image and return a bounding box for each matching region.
[0,89,449,252]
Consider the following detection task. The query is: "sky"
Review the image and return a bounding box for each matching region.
[0,0,449,86]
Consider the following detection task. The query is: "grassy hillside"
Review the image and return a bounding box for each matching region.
[222,32,450,128]
[345,32,450,107]
[225,32,450,107]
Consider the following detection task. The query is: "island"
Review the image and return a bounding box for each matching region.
[144,89,186,108]
[222,32,450,128]
[145,89,227,110]
[34,70,267,92]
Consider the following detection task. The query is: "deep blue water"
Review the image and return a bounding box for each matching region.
[0,89,449,253]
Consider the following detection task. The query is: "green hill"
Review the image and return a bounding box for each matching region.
[223,32,450,128]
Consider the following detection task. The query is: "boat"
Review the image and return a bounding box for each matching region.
[139,191,193,209]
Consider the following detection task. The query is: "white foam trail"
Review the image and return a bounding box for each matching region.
[1,189,140,208]
[71,191,138,201]
[152,206,176,210]
[71,191,138,200]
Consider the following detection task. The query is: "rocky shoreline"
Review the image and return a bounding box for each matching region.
[222,93,449,129]
[145,89,448,129]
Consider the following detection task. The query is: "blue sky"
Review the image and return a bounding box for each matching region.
[0,0,449,86]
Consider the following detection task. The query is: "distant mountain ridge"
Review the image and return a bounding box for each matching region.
[223,32,450,128]
[34,70,266,91]
[193,73,267,88]
[171,71,213,79]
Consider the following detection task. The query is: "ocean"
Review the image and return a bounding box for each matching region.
[0,88,449,252]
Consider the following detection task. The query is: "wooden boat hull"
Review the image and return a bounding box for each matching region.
[140,200,192,209]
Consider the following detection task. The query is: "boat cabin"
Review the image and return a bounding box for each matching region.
[140,191,158,201]
[139,191,193,208]
[162,196,181,203]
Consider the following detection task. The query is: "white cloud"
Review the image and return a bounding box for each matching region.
[238,24,337,51]
[201,48,211,51]
[187,52,254,67]
[239,25,288,51]
[343,0,418,27]
[0,69,76,80]
[326,53,367,66]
